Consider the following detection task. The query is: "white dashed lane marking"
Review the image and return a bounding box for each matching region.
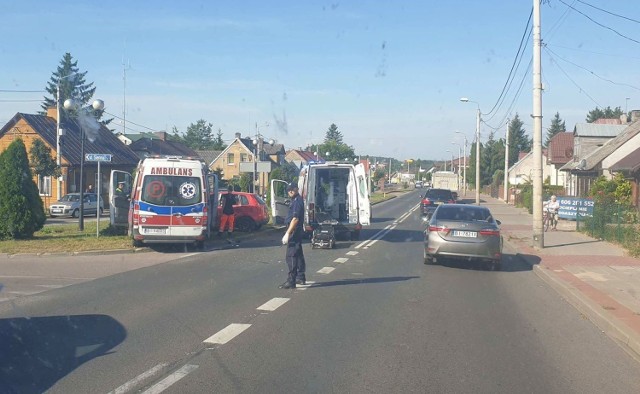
[203,324,251,345]
[317,267,335,274]
[109,363,168,394]
[334,257,348,264]
[346,251,359,256]
[257,297,290,311]
[141,364,199,394]
[296,281,315,290]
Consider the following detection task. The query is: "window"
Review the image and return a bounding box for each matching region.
[240,153,248,162]
[141,175,202,206]
[38,175,51,196]
[239,195,249,205]
[227,153,235,165]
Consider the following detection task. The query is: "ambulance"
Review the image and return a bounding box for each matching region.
[110,156,218,248]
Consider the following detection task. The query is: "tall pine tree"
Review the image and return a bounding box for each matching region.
[507,114,531,167]
[586,106,624,123]
[545,112,566,147]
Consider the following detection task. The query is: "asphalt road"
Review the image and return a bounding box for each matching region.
[2,191,640,393]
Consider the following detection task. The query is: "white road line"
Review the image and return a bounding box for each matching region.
[362,224,397,249]
[109,363,168,394]
[296,280,315,290]
[317,267,335,274]
[141,364,199,394]
[334,257,348,264]
[346,251,359,256]
[257,297,290,311]
[355,225,392,249]
[203,323,251,345]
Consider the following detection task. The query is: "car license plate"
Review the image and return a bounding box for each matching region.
[51,209,62,213]
[145,227,167,235]
[435,201,443,205]
[453,230,477,238]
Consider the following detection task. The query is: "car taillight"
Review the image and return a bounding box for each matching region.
[428,225,450,234]
[308,203,315,222]
[203,205,208,226]
[479,229,500,236]
[132,203,140,225]
[422,198,431,205]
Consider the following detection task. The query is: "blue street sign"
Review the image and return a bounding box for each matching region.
[85,153,112,162]
[557,197,594,220]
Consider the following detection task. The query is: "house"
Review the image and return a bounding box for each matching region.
[128,132,199,160]
[0,109,140,209]
[546,132,574,187]
[508,150,555,186]
[285,149,325,168]
[560,122,628,196]
[209,132,285,195]
[195,149,224,169]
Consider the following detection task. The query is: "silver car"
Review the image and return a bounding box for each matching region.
[49,193,104,218]
[424,204,503,270]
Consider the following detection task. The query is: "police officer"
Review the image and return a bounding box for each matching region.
[280,183,306,289]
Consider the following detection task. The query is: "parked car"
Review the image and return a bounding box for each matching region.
[215,191,269,232]
[49,193,104,218]
[420,188,456,218]
[424,204,503,270]
[415,181,424,188]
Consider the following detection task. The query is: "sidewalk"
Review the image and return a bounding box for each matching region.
[480,194,640,360]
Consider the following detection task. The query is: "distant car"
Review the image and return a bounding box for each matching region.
[424,204,503,270]
[415,181,423,188]
[420,188,456,218]
[215,191,269,232]
[49,193,104,218]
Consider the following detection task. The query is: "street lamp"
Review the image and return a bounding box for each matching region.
[55,72,80,200]
[64,98,104,231]
[460,97,481,205]
[455,131,468,196]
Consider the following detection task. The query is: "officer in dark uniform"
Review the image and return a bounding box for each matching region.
[280,183,306,289]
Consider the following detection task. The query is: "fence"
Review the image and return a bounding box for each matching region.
[580,202,639,247]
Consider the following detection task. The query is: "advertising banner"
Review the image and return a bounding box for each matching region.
[557,197,594,220]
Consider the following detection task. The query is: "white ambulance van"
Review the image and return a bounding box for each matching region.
[271,162,370,241]
[110,156,218,248]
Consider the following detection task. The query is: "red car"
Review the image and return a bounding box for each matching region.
[215,191,269,232]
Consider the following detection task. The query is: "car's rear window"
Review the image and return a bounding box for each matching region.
[435,206,493,222]
[425,189,452,200]
[254,195,266,205]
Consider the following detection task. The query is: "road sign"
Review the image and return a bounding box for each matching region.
[85,153,112,162]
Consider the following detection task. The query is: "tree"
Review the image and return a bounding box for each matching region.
[545,112,566,147]
[182,119,215,150]
[0,139,46,239]
[238,173,252,192]
[29,139,59,206]
[41,53,108,124]
[212,128,227,150]
[586,106,624,123]
[507,114,531,167]
[324,123,343,144]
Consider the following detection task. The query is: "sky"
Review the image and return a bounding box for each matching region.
[1,0,639,162]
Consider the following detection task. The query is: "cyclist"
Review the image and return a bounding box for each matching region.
[543,195,560,231]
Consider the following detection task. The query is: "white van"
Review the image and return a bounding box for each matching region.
[271,162,370,240]
[110,156,218,248]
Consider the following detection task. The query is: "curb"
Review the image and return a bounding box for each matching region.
[510,245,640,362]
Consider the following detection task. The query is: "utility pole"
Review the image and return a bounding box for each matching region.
[503,119,510,203]
[532,0,544,248]
[475,107,481,205]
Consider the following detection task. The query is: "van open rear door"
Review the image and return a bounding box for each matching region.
[109,170,132,228]
[354,163,371,225]
[207,174,219,231]
[270,179,289,224]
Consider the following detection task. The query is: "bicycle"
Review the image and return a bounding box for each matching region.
[543,208,558,232]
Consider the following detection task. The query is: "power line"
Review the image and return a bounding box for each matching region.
[546,43,640,60]
[576,0,640,25]
[486,58,533,132]
[103,110,161,133]
[545,46,640,91]
[558,0,640,45]
[483,7,533,118]
[546,50,601,107]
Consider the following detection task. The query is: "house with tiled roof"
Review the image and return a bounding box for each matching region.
[285,149,325,168]
[0,109,140,209]
[546,132,573,187]
[209,133,285,195]
[507,149,556,186]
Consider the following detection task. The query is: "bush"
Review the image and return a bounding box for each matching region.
[0,139,47,239]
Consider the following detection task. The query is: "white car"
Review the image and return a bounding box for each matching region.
[49,193,104,218]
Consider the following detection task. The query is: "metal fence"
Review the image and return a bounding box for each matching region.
[579,202,639,245]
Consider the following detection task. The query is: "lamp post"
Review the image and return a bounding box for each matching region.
[63,98,104,231]
[55,72,80,200]
[460,97,481,205]
[504,120,510,202]
[455,131,468,196]
[446,149,453,172]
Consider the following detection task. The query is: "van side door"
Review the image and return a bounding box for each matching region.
[270,179,289,224]
[109,170,132,228]
[354,163,371,226]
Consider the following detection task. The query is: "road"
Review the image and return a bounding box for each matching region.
[2,191,640,393]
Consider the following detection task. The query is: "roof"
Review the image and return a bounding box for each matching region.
[547,132,574,165]
[593,118,623,125]
[563,120,640,171]
[610,146,640,172]
[0,112,140,166]
[195,150,223,166]
[286,149,324,162]
[263,143,285,155]
[573,123,627,137]
[129,137,199,158]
